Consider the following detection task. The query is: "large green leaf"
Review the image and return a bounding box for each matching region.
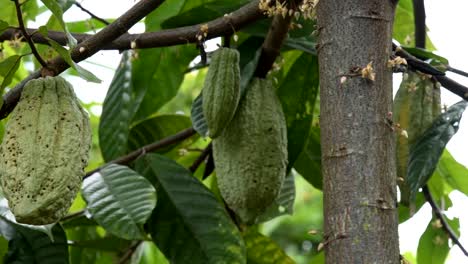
[40,0,76,46]
[393,0,435,50]
[278,53,319,171]
[0,0,39,25]
[128,115,192,153]
[256,174,296,223]
[241,19,317,55]
[190,93,209,137]
[294,127,322,189]
[161,0,249,28]
[82,164,157,240]
[139,154,246,264]
[407,101,467,202]
[416,216,459,264]
[434,150,468,196]
[3,224,68,264]
[0,20,8,34]
[0,55,21,92]
[40,31,100,83]
[243,228,294,264]
[131,47,197,123]
[99,51,134,161]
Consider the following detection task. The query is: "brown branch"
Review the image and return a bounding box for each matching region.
[0,0,166,120]
[60,209,85,222]
[12,0,47,68]
[73,2,110,25]
[393,44,468,101]
[118,241,142,264]
[189,143,212,173]
[447,66,468,78]
[422,186,468,256]
[254,8,294,78]
[0,0,263,121]
[412,0,426,48]
[84,127,196,178]
[0,1,262,50]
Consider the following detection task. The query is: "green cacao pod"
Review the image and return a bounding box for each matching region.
[202,47,241,138]
[213,78,288,223]
[394,71,441,206]
[0,76,91,225]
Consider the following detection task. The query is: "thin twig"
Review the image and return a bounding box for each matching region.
[254,3,295,78]
[393,44,468,101]
[447,66,468,78]
[60,209,85,222]
[422,186,468,256]
[12,0,47,67]
[412,0,426,49]
[189,143,212,173]
[118,241,143,264]
[74,2,110,25]
[84,127,196,178]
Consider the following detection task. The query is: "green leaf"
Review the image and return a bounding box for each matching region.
[131,47,197,123]
[0,0,39,25]
[128,114,193,153]
[416,216,459,264]
[46,37,101,83]
[393,0,435,50]
[69,236,131,252]
[239,42,262,94]
[0,55,22,91]
[161,0,249,28]
[0,20,8,34]
[139,154,246,264]
[145,0,185,31]
[243,228,295,264]
[278,53,319,171]
[256,174,296,223]
[4,224,69,264]
[82,164,157,240]
[40,0,77,47]
[241,19,317,54]
[294,127,322,189]
[190,93,208,136]
[407,101,468,202]
[401,46,449,66]
[133,241,169,264]
[99,51,134,161]
[434,150,468,196]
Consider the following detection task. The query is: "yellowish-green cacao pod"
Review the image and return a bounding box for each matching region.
[0,76,91,225]
[202,47,240,138]
[213,78,288,223]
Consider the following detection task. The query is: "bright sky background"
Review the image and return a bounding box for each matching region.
[31,0,468,263]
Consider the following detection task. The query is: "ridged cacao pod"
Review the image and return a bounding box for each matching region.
[0,76,91,225]
[213,78,288,223]
[202,47,240,138]
[394,71,441,206]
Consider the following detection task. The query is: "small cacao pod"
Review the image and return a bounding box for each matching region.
[213,78,288,223]
[202,47,241,138]
[0,76,91,225]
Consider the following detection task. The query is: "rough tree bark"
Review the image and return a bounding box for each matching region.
[316,1,399,263]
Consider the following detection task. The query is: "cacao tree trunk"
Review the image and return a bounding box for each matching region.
[316,1,400,263]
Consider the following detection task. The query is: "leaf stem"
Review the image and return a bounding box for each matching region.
[12,0,47,68]
[422,185,468,257]
[84,127,196,178]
